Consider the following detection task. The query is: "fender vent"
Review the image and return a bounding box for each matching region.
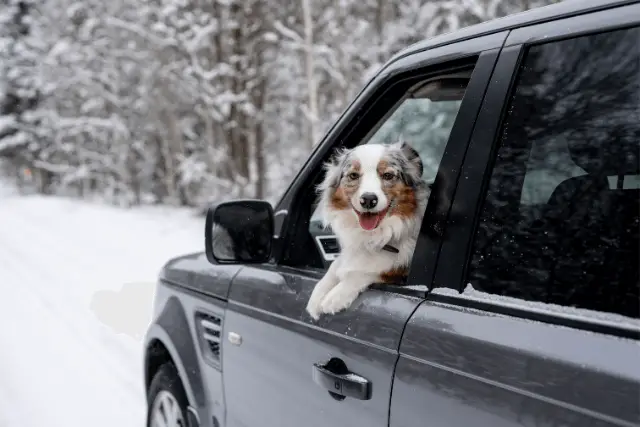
[196,312,223,367]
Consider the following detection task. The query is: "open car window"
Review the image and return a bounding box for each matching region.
[309,75,469,266]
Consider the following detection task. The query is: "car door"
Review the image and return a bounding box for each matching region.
[391,5,640,427]
[220,32,509,427]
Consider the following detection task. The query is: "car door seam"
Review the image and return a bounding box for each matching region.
[388,299,425,427]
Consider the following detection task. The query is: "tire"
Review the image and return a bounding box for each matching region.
[146,363,189,427]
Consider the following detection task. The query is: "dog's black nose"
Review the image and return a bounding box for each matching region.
[359,193,378,209]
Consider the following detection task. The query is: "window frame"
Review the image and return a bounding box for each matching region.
[269,33,508,288]
[432,3,640,339]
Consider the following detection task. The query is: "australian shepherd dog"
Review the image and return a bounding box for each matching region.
[306,141,429,320]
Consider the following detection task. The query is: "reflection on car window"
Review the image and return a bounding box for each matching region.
[520,137,588,206]
[367,97,463,182]
[467,26,640,319]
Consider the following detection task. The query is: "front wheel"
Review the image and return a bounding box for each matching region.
[147,363,189,427]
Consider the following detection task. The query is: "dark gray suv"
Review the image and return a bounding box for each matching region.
[143,1,640,426]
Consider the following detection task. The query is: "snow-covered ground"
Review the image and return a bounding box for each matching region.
[0,185,203,426]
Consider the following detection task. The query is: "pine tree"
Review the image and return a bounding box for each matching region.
[0,0,48,191]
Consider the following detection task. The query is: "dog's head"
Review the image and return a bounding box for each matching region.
[318,141,426,231]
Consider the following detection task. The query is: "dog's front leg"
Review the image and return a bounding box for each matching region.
[319,271,377,316]
[306,258,341,321]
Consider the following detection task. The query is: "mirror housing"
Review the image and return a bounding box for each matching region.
[204,199,274,264]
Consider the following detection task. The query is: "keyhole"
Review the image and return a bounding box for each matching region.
[324,357,348,401]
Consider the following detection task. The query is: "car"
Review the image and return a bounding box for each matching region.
[142,1,640,426]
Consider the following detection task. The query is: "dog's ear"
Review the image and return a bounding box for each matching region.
[317,147,350,192]
[392,139,424,187]
[399,140,424,178]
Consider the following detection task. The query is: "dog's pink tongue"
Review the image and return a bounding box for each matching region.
[358,213,381,231]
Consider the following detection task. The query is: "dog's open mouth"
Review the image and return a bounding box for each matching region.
[355,208,388,231]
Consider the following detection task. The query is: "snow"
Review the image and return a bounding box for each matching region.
[0,188,203,426]
[433,283,640,332]
[0,116,16,134]
[0,132,28,153]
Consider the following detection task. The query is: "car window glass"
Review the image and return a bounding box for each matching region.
[366,96,463,182]
[519,137,588,206]
[467,26,640,319]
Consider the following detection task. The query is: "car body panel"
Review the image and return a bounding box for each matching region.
[222,265,423,427]
[391,299,640,427]
[158,251,242,300]
[145,273,230,426]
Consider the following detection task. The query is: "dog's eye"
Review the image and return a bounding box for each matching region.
[382,172,395,181]
[348,172,359,180]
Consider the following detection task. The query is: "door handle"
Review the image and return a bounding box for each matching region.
[313,362,372,400]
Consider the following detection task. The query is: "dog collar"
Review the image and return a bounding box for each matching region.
[382,244,399,253]
[380,200,400,253]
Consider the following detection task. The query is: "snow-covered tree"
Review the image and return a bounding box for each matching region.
[0,0,558,206]
[0,0,49,191]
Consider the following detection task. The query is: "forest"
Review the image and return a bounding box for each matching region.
[0,0,555,208]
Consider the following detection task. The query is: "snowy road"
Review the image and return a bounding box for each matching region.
[0,189,203,426]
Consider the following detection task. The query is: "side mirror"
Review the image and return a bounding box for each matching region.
[205,199,274,264]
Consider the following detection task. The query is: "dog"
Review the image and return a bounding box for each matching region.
[305,141,429,320]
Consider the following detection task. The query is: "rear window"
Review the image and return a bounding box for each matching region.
[466,26,640,319]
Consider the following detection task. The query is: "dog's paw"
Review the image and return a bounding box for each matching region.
[306,299,322,321]
[319,284,359,316]
[306,277,336,321]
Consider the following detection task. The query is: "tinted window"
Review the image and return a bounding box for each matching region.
[467,27,640,319]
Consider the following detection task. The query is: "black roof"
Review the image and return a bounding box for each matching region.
[389,0,637,63]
